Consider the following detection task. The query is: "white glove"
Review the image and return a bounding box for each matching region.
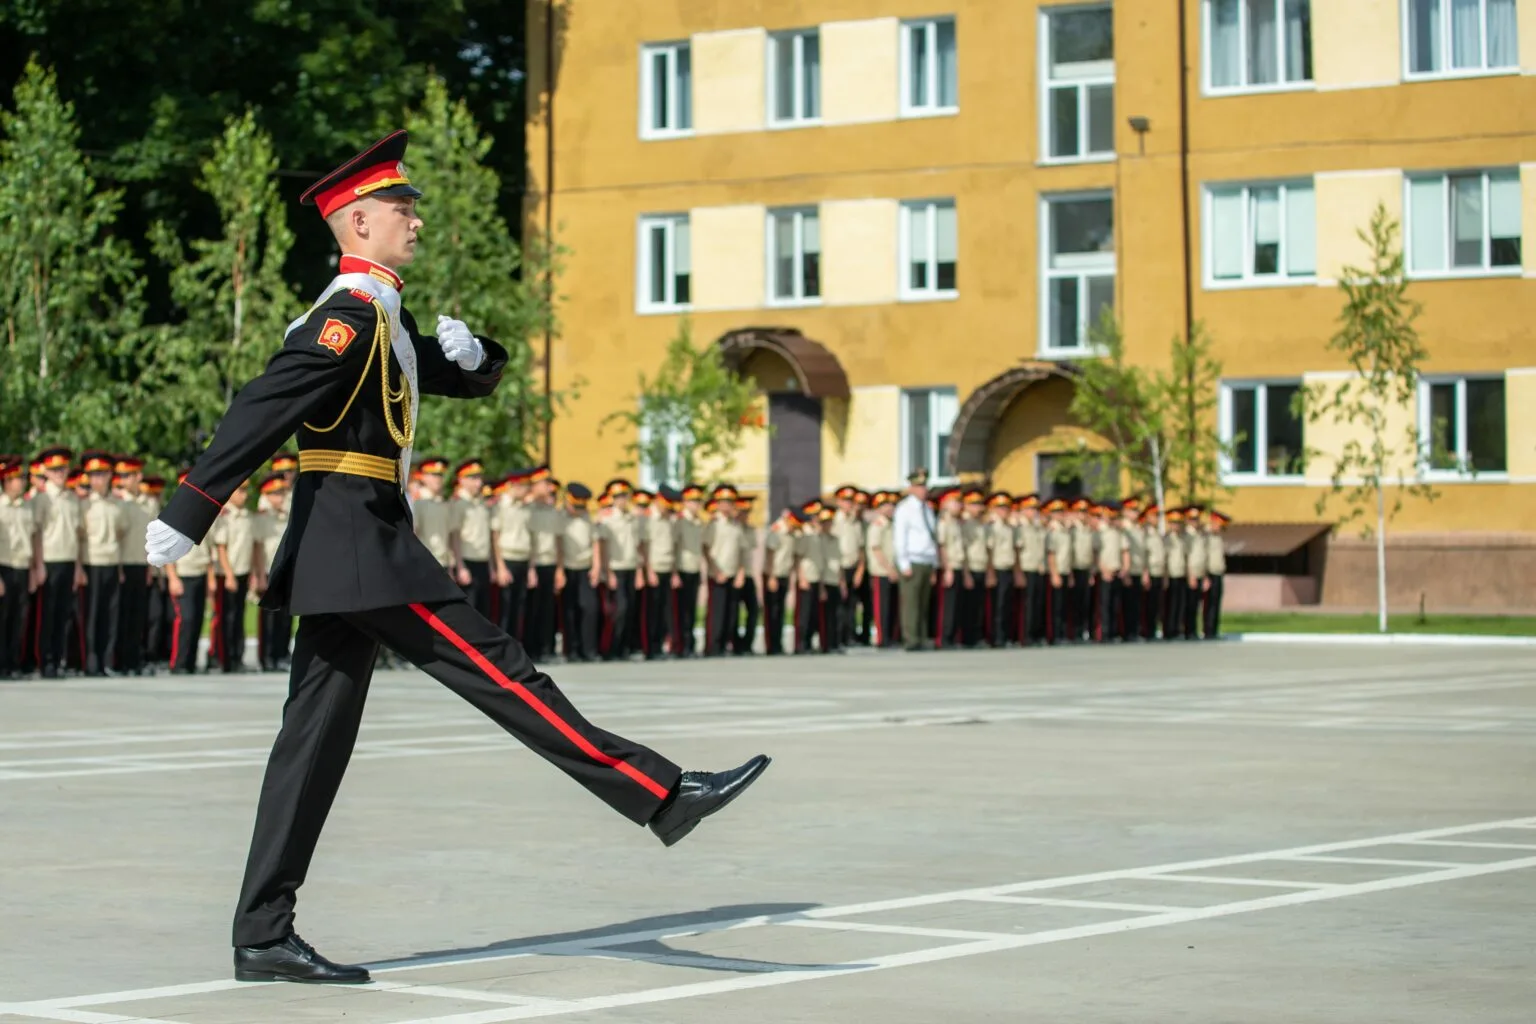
[436,315,484,370]
[146,519,195,567]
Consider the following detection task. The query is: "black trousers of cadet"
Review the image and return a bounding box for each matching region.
[218,575,250,672]
[1022,571,1045,645]
[38,562,76,674]
[1185,581,1205,639]
[990,575,1016,647]
[763,577,789,654]
[704,578,737,656]
[562,568,599,661]
[1165,580,1188,641]
[171,574,209,673]
[734,578,759,654]
[1120,577,1144,642]
[957,578,983,647]
[83,565,120,674]
[0,566,27,675]
[675,571,701,656]
[525,565,558,660]
[819,580,843,653]
[603,568,636,660]
[259,608,294,669]
[1071,569,1092,640]
[117,565,150,674]
[1050,575,1069,644]
[1094,574,1118,642]
[498,559,530,641]
[854,571,873,646]
[1203,575,1225,639]
[1144,577,1165,639]
[871,575,897,647]
[837,568,859,647]
[460,560,492,620]
[645,578,672,657]
[146,578,170,663]
[231,597,682,948]
[934,576,960,649]
[794,583,821,653]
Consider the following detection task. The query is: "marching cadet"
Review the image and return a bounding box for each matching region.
[793,502,825,653]
[1143,504,1168,641]
[865,492,899,648]
[0,459,36,679]
[762,505,798,655]
[1015,495,1047,646]
[1069,498,1096,642]
[1093,502,1127,643]
[960,490,989,647]
[596,479,640,661]
[1119,498,1147,642]
[674,484,706,657]
[733,495,760,655]
[831,486,866,648]
[1044,498,1072,644]
[166,472,217,674]
[212,480,261,674]
[1203,510,1229,640]
[1164,508,1188,641]
[702,486,743,657]
[32,447,82,678]
[816,504,845,653]
[560,483,599,662]
[141,475,172,665]
[525,466,563,660]
[1184,507,1208,641]
[984,493,1018,648]
[934,489,966,649]
[79,451,126,676]
[451,459,494,619]
[114,457,156,675]
[254,475,293,672]
[492,468,533,641]
[644,487,679,658]
[412,457,455,575]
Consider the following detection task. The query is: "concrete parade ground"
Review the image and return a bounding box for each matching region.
[2,642,1533,1023]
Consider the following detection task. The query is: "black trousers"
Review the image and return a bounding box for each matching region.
[763,577,789,654]
[871,575,897,647]
[117,565,150,673]
[645,577,673,657]
[0,566,27,675]
[853,571,873,645]
[1071,569,1092,640]
[704,578,737,656]
[38,562,76,674]
[83,565,120,674]
[231,597,682,948]
[1095,574,1118,642]
[217,575,250,672]
[1144,577,1165,639]
[935,577,960,649]
[147,577,171,663]
[562,569,599,660]
[794,583,821,653]
[675,571,701,656]
[603,568,636,660]
[959,578,984,646]
[819,580,843,652]
[989,575,1016,647]
[1203,575,1224,639]
[525,565,558,660]
[837,568,859,646]
[1050,576,1069,644]
[460,560,492,620]
[259,607,294,669]
[734,578,759,654]
[1120,577,1144,641]
[498,559,530,641]
[1022,571,1045,645]
[1185,580,1205,639]
[1166,580,1188,641]
[171,574,209,673]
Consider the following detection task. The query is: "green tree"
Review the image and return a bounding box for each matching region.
[1296,203,1436,633]
[141,109,298,461]
[404,76,566,469]
[0,59,143,453]
[601,320,763,487]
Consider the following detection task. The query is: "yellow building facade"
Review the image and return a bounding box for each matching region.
[526,0,1536,607]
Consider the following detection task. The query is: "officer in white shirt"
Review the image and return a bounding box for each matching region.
[892,468,939,652]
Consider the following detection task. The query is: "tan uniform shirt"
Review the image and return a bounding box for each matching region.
[1095,524,1124,576]
[414,495,454,567]
[1070,523,1096,571]
[1145,528,1168,577]
[706,519,743,578]
[254,507,289,574]
[529,503,563,566]
[864,518,895,578]
[795,532,824,585]
[495,497,532,562]
[833,511,864,569]
[937,516,965,570]
[822,528,843,576]
[988,520,1017,571]
[1166,530,1187,578]
[737,524,759,575]
[175,535,214,575]
[81,493,124,567]
[1207,532,1227,575]
[646,516,677,574]
[1046,524,1073,576]
[217,506,260,577]
[1186,528,1209,581]
[0,494,37,569]
[35,482,80,563]
[562,515,595,571]
[1017,520,1047,573]
[1124,523,1148,575]
[119,494,159,567]
[962,518,990,574]
[599,511,641,571]
[675,515,704,574]
[455,497,492,562]
[766,525,798,578]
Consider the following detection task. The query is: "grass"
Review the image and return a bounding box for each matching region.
[1222,612,1536,637]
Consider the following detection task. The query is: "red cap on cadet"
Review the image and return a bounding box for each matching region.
[455,459,485,480]
[300,130,422,220]
[271,451,298,473]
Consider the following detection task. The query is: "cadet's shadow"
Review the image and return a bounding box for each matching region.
[371,902,867,975]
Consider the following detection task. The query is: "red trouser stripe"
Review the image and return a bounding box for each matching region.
[408,603,670,800]
[871,584,882,646]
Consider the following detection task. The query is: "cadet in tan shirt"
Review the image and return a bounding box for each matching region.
[730,495,761,656]
[76,452,125,676]
[1093,505,1127,643]
[1044,501,1074,644]
[1014,497,1047,645]
[560,482,600,661]
[254,474,294,672]
[762,506,799,655]
[1143,507,1169,641]
[0,460,38,678]
[702,493,744,656]
[831,488,866,648]
[1184,511,1209,641]
[863,494,899,648]
[1120,501,1149,642]
[671,487,706,657]
[793,504,827,653]
[112,457,159,675]
[412,459,455,570]
[450,460,494,619]
[983,495,1019,647]
[1164,510,1189,641]
[211,481,259,673]
[597,484,642,660]
[32,448,83,677]
[934,490,966,648]
[492,473,534,637]
[524,480,565,662]
[643,489,680,657]
[1202,510,1230,640]
[1068,502,1097,642]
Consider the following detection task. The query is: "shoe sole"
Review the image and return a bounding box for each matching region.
[234,969,372,984]
[656,755,772,848]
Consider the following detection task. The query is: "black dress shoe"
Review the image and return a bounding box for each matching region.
[649,754,771,848]
[234,934,370,984]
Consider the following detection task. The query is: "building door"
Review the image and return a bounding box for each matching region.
[768,392,822,515]
[1036,452,1113,501]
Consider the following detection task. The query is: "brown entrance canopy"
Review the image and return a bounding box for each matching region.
[1224,522,1332,557]
[716,327,851,400]
[946,361,1076,476]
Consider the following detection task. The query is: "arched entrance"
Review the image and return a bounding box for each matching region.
[716,327,850,515]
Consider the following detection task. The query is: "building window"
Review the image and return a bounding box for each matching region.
[1205,181,1316,285]
[1406,0,1519,76]
[900,199,958,299]
[902,17,959,116]
[1420,376,1507,477]
[637,214,690,312]
[769,29,821,125]
[640,42,692,137]
[902,387,960,481]
[637,413,693,490]
[1406,170,1521,276]
[1220,382,1305,480]
[1041,194,1115,354]
[1041,4,1114,161]
[1205,0,1313,91]
[768,207,821,304]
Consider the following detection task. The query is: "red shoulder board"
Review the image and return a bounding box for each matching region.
[349,288,375,303]
[317,317,358,356]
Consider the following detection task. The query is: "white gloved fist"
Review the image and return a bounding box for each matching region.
[436,315,484,370]
[145,519,195,567]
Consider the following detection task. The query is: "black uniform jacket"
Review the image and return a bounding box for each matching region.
[160,288,508,615]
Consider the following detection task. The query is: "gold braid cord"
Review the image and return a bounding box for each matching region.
[301,297,414,449]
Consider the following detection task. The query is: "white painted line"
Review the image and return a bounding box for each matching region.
[0,1008,187,1024]
[1130,873,1335,890]
[1409,839,1536,851]
[369,980,568,1006]
[781,919,1018,942]
[33,978,247,1009]
[1232,632,1536,648]
[1288,855,1467,869]
[965,895,1187,914]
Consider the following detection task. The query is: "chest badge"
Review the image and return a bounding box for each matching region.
[317,317,357,356]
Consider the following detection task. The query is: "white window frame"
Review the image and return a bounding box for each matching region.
[1038,4,1116,165]
[898,199,959,301]
[1403,169,1522,279]
[639,41,693,139]
[765,206,821,307]
[1218,380,1306,484]
[1402,0,1520,80]
[900,17,959,118]
[635,213,691,314]
[1039,191,1116,357]
[1201,0,1314,95]
[1417,375,1509,481]
[899,387,960,485]
[1202,179,1317,288]
[637,412,694,491]
[767,29,821,127]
